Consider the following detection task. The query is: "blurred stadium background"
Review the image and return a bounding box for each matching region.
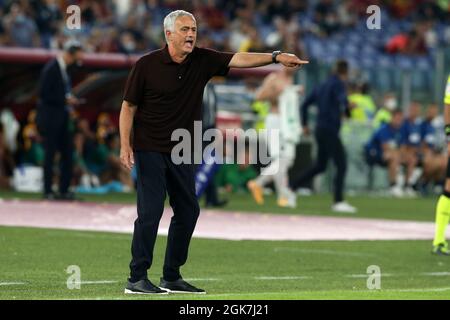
[1,0,450,194]
[1,0,450,300]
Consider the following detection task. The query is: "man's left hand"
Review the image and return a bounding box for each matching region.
[277,53,309,68]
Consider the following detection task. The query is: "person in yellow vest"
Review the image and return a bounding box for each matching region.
[373,93,398,129]
[348,82,376,123]
[432,74,450,255]
[251,100,270,131]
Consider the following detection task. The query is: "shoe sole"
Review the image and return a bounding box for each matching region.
[332,209,357,214]
[159,287,206,294]
[124,288,169,295]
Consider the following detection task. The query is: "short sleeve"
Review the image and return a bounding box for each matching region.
[445,75,450,105]
[201,48,235,79]
[123,59,145,106]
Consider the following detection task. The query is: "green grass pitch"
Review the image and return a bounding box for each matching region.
[0,192,449,300]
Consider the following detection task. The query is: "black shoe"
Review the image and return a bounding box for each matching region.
[159,277,206,294]
[124,279,169,295]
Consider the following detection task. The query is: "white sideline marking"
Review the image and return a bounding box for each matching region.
[80,280,118,285]
[254,276,311,280]
[273,248,375,257]
[420,272,450,276]
[0,282,26,286]
[183,278,221,281]
[386,287,450,293]
[346,274,394,278]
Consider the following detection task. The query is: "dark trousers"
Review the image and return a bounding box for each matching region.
[291,127,347,203]
[41,115,73,195]
[129,151,200,282]
[204,182,219,205]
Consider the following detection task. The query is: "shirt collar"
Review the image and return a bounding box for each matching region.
[161,45,173,64]
[160,45,194,64]
[57,54,67,71]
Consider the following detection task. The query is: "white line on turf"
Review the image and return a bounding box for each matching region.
[420,272,450,276]
[254,276,311,280]
[345,274,394,278]
[273,248,375,257]
[183,278,221,281]
[80,280,119,284]
[385,287,450,293]
[0,282,26,286]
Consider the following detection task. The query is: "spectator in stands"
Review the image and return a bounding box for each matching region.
[337,0,358,29]
[364,109,405,197]
[32,0,63,48]
[0,6,7,45]
[399,101,424,196]
[312,0,340,36]
[387,0,419,19]
[0,122,14,189]
[259,0,292,23]
[3,1,40,47]
[385,27,427,56]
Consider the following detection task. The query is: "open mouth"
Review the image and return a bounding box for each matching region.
[185,39,194,48]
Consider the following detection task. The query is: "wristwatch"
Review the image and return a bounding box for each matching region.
[272,50,282,64]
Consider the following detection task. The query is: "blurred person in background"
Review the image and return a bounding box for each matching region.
[215,148,258,194]
[365,109,405,197]
[247,66,300,208]
[420,104,447,192]
[101,132,133,190]
[196,82,227,208]
[348,81,376,124]
[385,26,428,56]
[399,101,424,197]
[21,110,44,166]
[290,60,357,213]
[32,0,63,48]
[3,1,40,47]
[432,74,450,255]
[36,39,84,200]
[373,93,398,129]
[0,123,15,190]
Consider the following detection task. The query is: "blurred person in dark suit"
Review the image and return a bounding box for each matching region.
[0,123,15,190]
[36,39,84,200]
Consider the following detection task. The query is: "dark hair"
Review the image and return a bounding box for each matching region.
[334,59,348,76]
[63,40,83,55]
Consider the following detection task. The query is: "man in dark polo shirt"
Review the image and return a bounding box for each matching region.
[120,10,308,295]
